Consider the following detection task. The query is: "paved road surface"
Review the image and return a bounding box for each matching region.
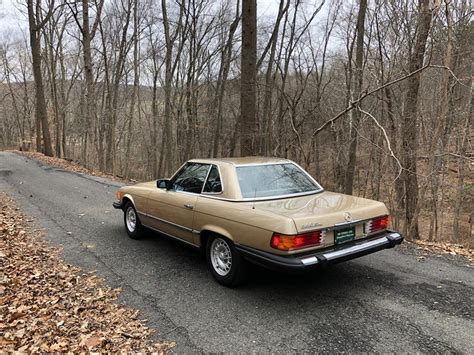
[1,151,473,353]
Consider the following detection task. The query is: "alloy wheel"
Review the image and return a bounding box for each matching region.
[210,238,233,276]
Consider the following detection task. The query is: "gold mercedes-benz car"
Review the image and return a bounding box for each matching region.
[113,157,403,286]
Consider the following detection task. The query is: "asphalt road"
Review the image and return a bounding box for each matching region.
[1,151,473,353]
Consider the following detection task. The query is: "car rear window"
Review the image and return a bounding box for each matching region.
[236,163,321,199]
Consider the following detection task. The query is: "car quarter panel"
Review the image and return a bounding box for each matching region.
[193,196,297,253]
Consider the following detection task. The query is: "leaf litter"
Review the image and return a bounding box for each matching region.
[407,239,473,264]
[13,151,134,184]
[0,192,175,352]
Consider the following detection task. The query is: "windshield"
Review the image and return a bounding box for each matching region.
[236,163,322,199]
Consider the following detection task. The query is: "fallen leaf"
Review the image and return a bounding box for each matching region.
[15,328,26,338]
[82,335,102,349]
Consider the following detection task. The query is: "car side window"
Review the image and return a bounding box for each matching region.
[203,165,222,194]
[172,163,210,194]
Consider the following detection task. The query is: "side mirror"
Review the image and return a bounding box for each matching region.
[157,179,171,189]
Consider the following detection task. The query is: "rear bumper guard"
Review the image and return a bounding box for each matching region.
[235,230,403,272]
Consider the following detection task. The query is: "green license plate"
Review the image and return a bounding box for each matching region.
[334,227,356,245]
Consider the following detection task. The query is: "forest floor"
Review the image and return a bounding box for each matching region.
[0,192,175,352]
[12,150,474,258]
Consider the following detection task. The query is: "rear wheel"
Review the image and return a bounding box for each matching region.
[206,235,246,287]
[124,201,143,239]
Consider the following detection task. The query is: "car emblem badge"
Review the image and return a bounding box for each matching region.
[301,222,323,230]
[344,212,352,222]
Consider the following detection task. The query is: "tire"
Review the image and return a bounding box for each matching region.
[206,235,246,287]
[123,201,143,239]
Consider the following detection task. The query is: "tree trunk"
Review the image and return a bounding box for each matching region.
[27,0,54,157]
[161,0,175,174]
[82,0,93,166]
[453,101,472,242]
[151,59,159,177]
[240,0,257,156]
[68,0,104,166]
[429,1,454,241]
[401,0,434,240]
[125,0,139,178]
[212,1,240,158]
[260,0,289,155]
[105,0,132,173]
[344,0,367,194]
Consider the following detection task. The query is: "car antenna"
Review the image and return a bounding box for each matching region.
[251,169,284,209]
[252,185,258,210]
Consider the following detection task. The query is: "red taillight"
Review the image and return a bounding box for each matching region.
[271,230,325,251]
[365,215,389,234]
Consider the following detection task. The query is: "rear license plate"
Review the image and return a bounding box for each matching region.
[334,227,356,245]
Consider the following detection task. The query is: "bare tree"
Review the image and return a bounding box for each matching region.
[159,0,187,175]
[401,0,438,240]
[27,0,55,156]
[124,0,140,178]
[259,0,289,156]
[344,0,367,194]
[240,0,257,156]
[212,0,240,158]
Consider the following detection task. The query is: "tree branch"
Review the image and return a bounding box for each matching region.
[310,63,464,138]
[36,0,56,30]
[359,108,403,183]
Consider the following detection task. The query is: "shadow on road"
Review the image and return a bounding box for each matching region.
[127,225,397,293]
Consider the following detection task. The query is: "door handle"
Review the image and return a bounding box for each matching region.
[184,204,194,209]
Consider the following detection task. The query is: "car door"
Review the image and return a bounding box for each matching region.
[147,163,211,244]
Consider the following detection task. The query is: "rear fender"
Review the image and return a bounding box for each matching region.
[197,225,234,247]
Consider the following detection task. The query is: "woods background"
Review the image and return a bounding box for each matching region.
[0,0,472,246]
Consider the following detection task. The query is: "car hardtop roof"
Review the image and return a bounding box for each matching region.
[188,156,292,166]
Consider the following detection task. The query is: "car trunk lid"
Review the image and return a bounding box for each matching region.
[253,191,388,233]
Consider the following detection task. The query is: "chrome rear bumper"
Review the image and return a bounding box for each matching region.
[235,230,403,272]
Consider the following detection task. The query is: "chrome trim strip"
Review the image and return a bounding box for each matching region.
[233,161,292,167]
[169,162,188,181]
[197,190,323,202]
[192,230,201,235]
[334,219,362,227]
[199,194,238,202]
[301,256,319,265]
[200,164,213,194]
[291,161,324,192]
[323,237,388,261]
[145,225,199,248]
[144,213,193,232]
[388,232,402,240]
[237,190,324,202]
[202,164,225,196]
